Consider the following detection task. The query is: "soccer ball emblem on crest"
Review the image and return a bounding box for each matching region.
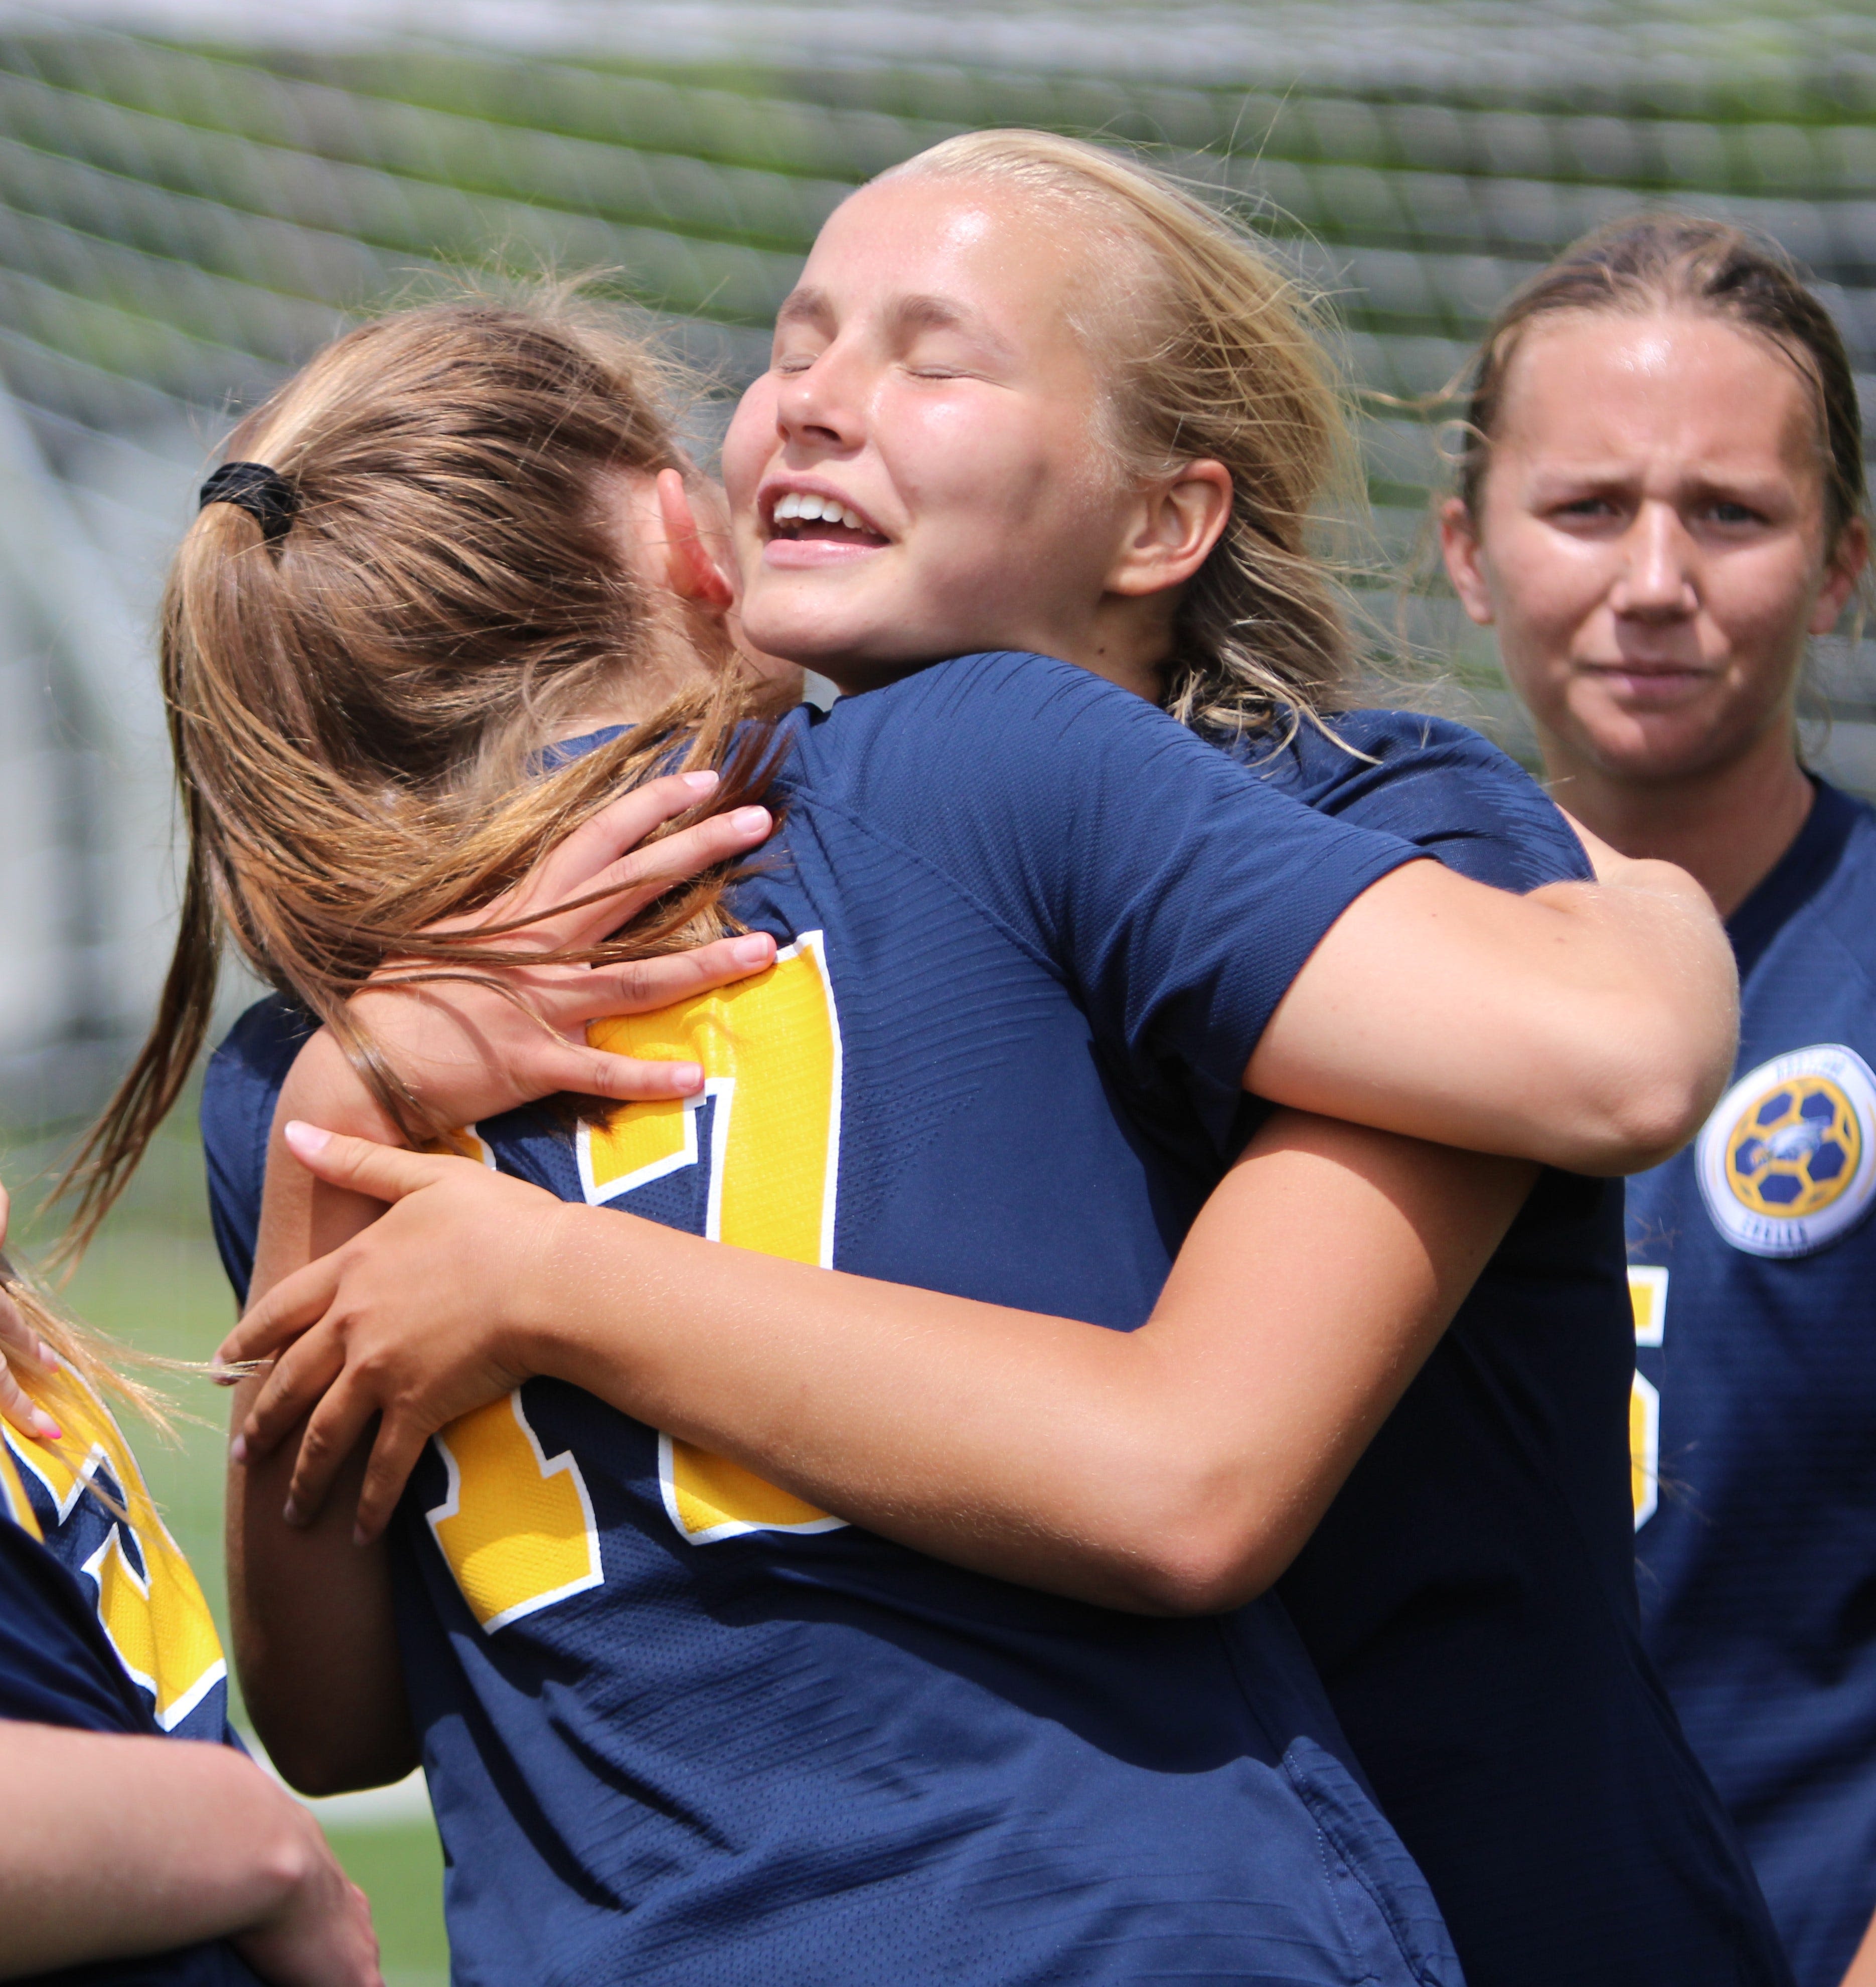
[1699,1045,1876,1257]
[1725,1077,1860,1217]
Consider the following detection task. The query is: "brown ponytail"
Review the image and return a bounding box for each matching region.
[59,293,776,1252]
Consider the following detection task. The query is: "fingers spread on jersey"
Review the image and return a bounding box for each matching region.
[518,780,769,949]
[243,1329,349,1510]
[0,1348,59,1445]
[0,1279,64,1443]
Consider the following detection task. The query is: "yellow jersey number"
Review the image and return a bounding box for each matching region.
[424,933,845,1636]
[1628,1267,1667,1530]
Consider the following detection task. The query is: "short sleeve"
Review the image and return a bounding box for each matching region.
[201,997,312,1307]
[1240,710,1592,894]
[0,1516,153,1735]
[794,653,1425,1125]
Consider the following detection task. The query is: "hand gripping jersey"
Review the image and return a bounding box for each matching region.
[0,1365,262,1987]
[1626,779,1876,1987]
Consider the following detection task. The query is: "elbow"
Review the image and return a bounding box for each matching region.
[247,1702,415,1801]
[1569,1014,1737,1177]
[1097,1484,1294,1617]
[1575,1072,1713,1176]
[266,1739,415,1802]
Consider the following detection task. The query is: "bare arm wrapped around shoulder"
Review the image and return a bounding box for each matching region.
[222,1115,1533,1618]
[1254,837,1737,1176]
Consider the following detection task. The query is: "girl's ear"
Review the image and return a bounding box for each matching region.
[1440,496,1496,627]
[1812,514,1871,636]
[1105,461,1233,598]
[655,469,735,610]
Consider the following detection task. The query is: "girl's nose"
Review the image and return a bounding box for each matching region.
[775,346,865,453]
[1609,503,1699,621]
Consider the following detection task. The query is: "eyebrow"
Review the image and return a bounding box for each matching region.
[889,292,1018,362]
[775,286,834,331]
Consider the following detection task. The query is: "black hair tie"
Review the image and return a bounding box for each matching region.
[198,460,298,543]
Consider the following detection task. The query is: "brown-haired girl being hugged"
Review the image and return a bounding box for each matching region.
[103,144,1772,1983]
[1442,213,1875,1987]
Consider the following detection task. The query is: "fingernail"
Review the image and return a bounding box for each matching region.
[682,769,719,793]
[730,807,770,833]
[34,1339,56,1372]
[282,1120,331,1159]
[229,1433,247,1464]
[33,1413,60,1443]
[209,1362,238,1387]
[732,936,771,966]
[282,1496,304,1527]
[672,1062,704,1093]
[352,1524,370,1550]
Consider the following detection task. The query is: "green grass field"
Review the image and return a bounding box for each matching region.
[3,1114,451,1986]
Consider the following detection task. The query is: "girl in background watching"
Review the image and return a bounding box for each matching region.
[1442,214,1875,1987]
[0,1180,378,1986]
[212,140,1774,1985]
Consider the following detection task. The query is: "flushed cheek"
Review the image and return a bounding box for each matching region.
[721,385,780,516]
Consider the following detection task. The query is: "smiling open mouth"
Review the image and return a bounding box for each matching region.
[769,491,888,547]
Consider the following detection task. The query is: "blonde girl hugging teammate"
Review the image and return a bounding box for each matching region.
[84,139,1770,1983]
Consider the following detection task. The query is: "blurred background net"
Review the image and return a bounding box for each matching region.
[2,0,1873,1114]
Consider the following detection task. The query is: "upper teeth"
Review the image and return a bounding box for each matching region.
[773,491,870,531]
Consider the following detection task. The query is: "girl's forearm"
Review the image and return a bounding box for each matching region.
[519,1117,1529,1613]
[231,1044,415,1794]
[0,1723,320,1976]
[1250,858,1736,1175]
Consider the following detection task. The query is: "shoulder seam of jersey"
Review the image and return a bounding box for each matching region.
[778,785,1074,988]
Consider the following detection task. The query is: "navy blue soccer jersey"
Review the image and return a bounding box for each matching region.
[0,1395,262,1987]
[1,1365,231,1746]
[1238,715,1789,1987]
[205,676,1788,1987]
[210,653,1461,1987]
[1627,778,1876,1986]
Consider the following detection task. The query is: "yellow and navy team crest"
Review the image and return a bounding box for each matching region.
[1697,1044,1876,1258]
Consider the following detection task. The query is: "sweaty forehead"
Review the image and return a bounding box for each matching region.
[801,175,1104,353]
[1498,311,1824,472]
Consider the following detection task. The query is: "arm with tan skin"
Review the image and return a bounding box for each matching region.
[229,1116,1532,1619]
[1842,1911,1876,1987]
[1099,463,1736,1169]
[0,1722,380,1986]
[1254,828,1735,1174]
[225,776,781,1792]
